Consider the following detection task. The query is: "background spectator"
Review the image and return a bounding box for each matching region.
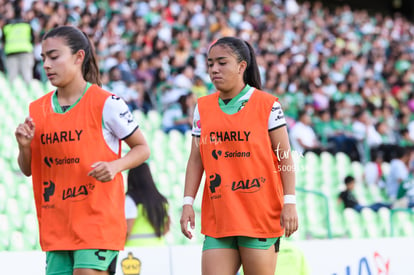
[364,149,386,188]
[338,175,391,212]
[2,0,34,85]
[386,146,411,201]
[290,110,323,155]
[162,93,195,134]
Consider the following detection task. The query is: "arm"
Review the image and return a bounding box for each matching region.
[88,129,150,182]
[180,136,204,239]
[270,126,298,237]
[15,117,35,176]
[126,218,135,239]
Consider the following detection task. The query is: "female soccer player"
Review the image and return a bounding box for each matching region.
[15,25,150,275]
[180,37,298,275]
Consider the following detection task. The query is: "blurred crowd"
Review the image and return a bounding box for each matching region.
[2,0,414,165]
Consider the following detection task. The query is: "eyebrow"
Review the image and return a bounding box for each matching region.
[207,56,228,62]
[40,49,58,57]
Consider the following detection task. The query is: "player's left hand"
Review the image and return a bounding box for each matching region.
[88,161,117,182]
[280,204,298,238]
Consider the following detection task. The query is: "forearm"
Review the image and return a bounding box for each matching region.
[112,144,150,174]
[18,145,32,176]
[278,155,296,195]
[184,154,204,198]
[184,137,204,198]
[270,127,296,195]
[126,219,135,240]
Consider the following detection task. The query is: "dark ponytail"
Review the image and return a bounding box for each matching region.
[243,41,262,90]
[209,37,262,90]
[81,32,101,86]
[43,26,102,86]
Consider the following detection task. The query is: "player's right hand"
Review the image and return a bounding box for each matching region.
[15,117,35,147]
[180,205,195,239]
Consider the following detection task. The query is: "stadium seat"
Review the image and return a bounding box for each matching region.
[16,183,35,214]
[22,213,39,250]
[6,198,24,230]
[351,161,364,183]
[391,211,414,237]
[1,170,18,199]
[156,171,173,199]
[30,79,47,99]
[343,208,366,238]
[353,181,368,205]
[320,151,336,174]
[147,109,162,130]
[335,152,352,179]
[304,196,330,238]
[367,184,386,204]
[360,208,382,238]
[11,77,30,103]
[0,214,10,250]
[8,231,27,251]
[329,204,347,238]
[0,184,7,213]
[377,207,390,237]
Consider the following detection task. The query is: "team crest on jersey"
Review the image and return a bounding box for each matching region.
[194,119,201,129]
[238,100,248,111]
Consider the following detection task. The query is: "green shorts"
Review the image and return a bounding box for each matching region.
[46,249,119,275]
[203,236,280,252]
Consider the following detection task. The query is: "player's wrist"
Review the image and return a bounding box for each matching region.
[283,195,296,204]
[183,196,194,206]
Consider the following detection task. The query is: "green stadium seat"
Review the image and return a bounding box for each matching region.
[16,183,35,214]
[320,151,336,171]
[343,208,366,238]
[8,231,27,251]
[391,211,414,237]
[0,214,11,240]
[304,196,330,238]
[360,208,382,238]
[329,204,347,238]
[0,73,11,102]
[6,198,24,230]
[147,109,162,130]
[11,77,30,102]
[156,171,173,199]
[30,79,46,99]
[335,152,352,179]
[353,181,368,205]
[1,170,18,198]
[377,207,391,237]
[367,184,385,204]
[0,184,7,213]
[22,213,39,250]
[168,129,185,153]
[0,214,11,250]
[351,161,364,183]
